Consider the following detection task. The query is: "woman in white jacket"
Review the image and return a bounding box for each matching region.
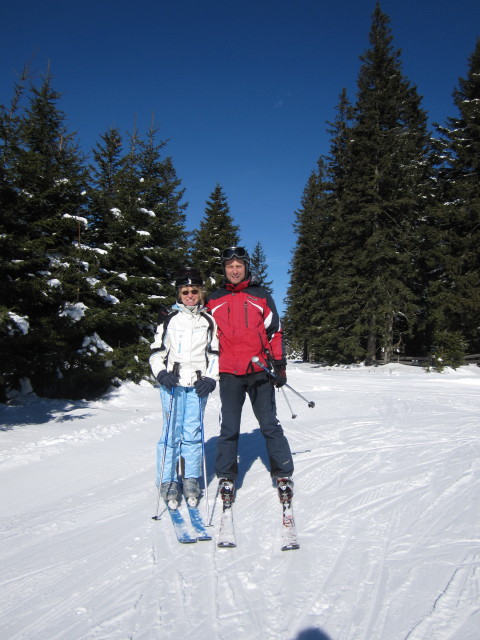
[149,268,219,508]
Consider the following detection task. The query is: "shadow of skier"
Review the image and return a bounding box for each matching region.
[203,428,271,491]
[293,629,332,640]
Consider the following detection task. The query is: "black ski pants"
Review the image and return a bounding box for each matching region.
[215,371,294,481]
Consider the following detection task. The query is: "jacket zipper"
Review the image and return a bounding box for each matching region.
[244,301,249,327]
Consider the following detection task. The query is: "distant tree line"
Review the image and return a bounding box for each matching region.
[1,3,479,400]
[284,4,480,369]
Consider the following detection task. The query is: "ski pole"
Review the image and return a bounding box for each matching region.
[195,370,212,526]
[281,387,297,419]
[251,356,315,408]
[153,362,180,520]
[208,480,222,527]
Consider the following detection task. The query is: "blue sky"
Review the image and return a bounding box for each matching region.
[1,0,479,313]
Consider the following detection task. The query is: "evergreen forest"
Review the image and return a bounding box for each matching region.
[284,6,480,369]
[1,4,479,400]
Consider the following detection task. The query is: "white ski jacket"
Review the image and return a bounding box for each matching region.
[149,303,219,387]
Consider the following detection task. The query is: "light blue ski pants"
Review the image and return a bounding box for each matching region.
[156,386,208,485]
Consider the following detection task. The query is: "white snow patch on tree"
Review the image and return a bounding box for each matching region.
[63,214,88,226]
[138,207,155,217]
[97,288,120,304]
[79,332,113,355]
[7,312,30,335]
[59,302,88,322]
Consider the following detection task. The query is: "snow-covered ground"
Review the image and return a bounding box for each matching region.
[1,362,479,640]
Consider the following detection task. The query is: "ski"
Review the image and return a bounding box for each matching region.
[281,500,300,551]
[217,502,236,547]
[167,505,197,544]
[187,503,212,541]
[276,478,300,551]
[216,480,236,547]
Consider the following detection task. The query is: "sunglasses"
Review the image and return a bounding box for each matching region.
[222,246,247,260]
[180,288,199,296]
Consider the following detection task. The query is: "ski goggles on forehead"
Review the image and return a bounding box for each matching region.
[222,247,247,260]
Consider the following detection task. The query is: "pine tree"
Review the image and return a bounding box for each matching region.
[429,38,480,356]
[0,67,30,400]
[87,127,124,246]
[190,184,241,290]
[84,126,141,380]
[87,125,187,382]
[308,92,360,364]
[0,71,109,399]
[137,126,187,284]
[321,4,433,364]
[250,242,273,294]
[284,158,333,361]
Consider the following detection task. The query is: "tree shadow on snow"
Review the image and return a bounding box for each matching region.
[203,428,270,491]
[0,400,93,430]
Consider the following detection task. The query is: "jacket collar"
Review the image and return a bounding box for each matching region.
[225,279,251,293]
[173,303,204,314]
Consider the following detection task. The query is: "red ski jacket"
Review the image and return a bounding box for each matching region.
[206,279,285,375]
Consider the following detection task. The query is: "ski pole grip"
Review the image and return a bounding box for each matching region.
[173,362,180,377]
[195,369,202,381]
[264,348,274,365]
[252,356,275,376]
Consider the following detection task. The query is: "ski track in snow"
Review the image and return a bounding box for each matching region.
[1,365,480,639]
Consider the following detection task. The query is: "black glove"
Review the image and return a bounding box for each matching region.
[157,369,179,391]
[272,360,287,388]
[194,376,216,398]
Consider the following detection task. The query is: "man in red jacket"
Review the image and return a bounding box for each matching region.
[206,246,294,503]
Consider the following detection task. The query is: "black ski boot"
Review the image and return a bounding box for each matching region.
[219,478,235,505]
[276,477,294,503]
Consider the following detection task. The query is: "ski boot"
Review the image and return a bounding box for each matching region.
[160,480,179,510]
[183,477,201,507]
[219,478,235,506]
[276,477,294,503]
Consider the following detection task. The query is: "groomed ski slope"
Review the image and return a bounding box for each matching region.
[1,362,479,640]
